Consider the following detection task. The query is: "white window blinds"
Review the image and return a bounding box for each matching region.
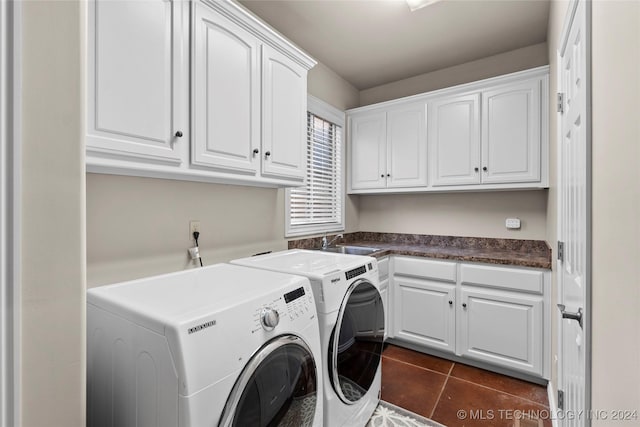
[286,97,344,237]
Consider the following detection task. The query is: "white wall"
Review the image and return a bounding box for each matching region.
[20,1,85,425]
[359,191,547,240]
[590,0,640,421]
[87,61,360,287]
[360,43,549,106]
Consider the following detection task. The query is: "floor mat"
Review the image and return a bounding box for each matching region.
[367,400,446,427]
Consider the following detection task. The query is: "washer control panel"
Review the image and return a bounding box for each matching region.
[251,286,314,333]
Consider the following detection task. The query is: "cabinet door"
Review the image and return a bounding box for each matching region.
[386,104,427,188]
[393,276,455,353]
[349,112,387,189]
[88,0,186,163]
[261,45,307,180]
[428,93,481,186]
[481,79,541,184]
[458,287,543,376]
[192,2,260,173]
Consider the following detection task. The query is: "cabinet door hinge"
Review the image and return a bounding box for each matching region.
[557,93,565,113]
[558,389,564,410]
[557,241,564,262]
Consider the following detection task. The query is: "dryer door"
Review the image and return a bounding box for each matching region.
[218,334,318,427]
[329,279,385,404]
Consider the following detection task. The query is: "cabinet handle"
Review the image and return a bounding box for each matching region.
[482,166,488,172]
[448,300,453,305]
[175,131,183,138]
[386,173,391,177]
[462,303,467,308]
[265,151,271,157]
[474,167,479,172]
[381,174,385,178]
[253,148,259,156]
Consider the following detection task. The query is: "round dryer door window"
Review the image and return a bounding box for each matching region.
[329,279,385,404]
[219,335,318,427]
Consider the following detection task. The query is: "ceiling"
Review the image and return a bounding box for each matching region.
[239,0,550,90]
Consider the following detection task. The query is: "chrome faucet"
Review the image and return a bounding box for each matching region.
[321,233,343,250]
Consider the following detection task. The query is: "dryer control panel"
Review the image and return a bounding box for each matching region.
[283,286,314,321]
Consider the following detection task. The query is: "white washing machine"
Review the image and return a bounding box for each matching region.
[232,250,384,427]
[87,263,323,427]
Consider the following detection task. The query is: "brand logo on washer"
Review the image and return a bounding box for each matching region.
[330,276,341,284]
[188,320,216,335]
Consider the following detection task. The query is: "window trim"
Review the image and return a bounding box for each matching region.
[285,95,345,237]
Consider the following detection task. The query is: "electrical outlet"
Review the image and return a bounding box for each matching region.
[189,220,201,238]
[505,218,521,229]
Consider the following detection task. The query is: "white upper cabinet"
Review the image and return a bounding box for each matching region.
[347,66,548,194]
[86,0,316,188]
[386,104,428,188]
[428,93,480,186]
[261,45,307,180]
[87,0,188,163]
[350,112,387,189]
[192,2,259,174]
[482,79,541,184]
[349,104,427,190]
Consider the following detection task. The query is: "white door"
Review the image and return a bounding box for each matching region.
[482,78,541,184]
[261,45,307,180]
[349,112,387,189]
[386,104,427,188]
[557,0,590,425]
[458,287,543,376]
[87,0,187,163]
[428,93,481,186]
[393,277,456,353]
[191,2,260,173]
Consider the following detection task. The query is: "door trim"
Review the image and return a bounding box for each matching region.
[556,0,592,424]
[0,1,21,425]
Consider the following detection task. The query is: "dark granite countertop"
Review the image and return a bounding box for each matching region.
[289,232,552,270]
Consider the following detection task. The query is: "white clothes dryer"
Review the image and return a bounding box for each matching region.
[232,250,385,427]
[87,263,323,427]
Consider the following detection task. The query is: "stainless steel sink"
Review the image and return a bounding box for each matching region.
[320,245,380,255]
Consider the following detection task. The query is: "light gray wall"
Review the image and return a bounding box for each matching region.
[590,0,640,421]
[20,1,85,425]
[87,61,360,287]
[360,42,549,106]
[359,191,547,240]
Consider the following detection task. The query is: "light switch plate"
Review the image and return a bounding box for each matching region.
[506,218,521,229]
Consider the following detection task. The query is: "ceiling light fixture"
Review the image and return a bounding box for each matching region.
[405,0,443,12]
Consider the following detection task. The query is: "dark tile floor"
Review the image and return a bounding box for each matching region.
[381,344,551,427]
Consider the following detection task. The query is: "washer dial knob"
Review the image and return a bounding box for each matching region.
[260,307,280,331]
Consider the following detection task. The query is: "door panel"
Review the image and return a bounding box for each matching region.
[192,3,259,173]
[393,277,455,353]
[558,0,590,425]
[482,79,541,184]
[350,112,387,189]
[458,288,543,376]
[428,93,481,186]
[261,45,307,180]
[88,0,184,163]
[386,104,427,188]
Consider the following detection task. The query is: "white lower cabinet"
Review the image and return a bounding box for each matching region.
[458,287,543,376]
[391,256,549,379]
[378,257,390,340]
[394,276,456,353]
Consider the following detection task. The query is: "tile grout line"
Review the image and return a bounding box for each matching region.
[447,375,551,409]
[382,354,453,377]
[429,362,454,420]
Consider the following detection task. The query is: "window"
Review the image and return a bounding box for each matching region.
[285,96,345,237]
